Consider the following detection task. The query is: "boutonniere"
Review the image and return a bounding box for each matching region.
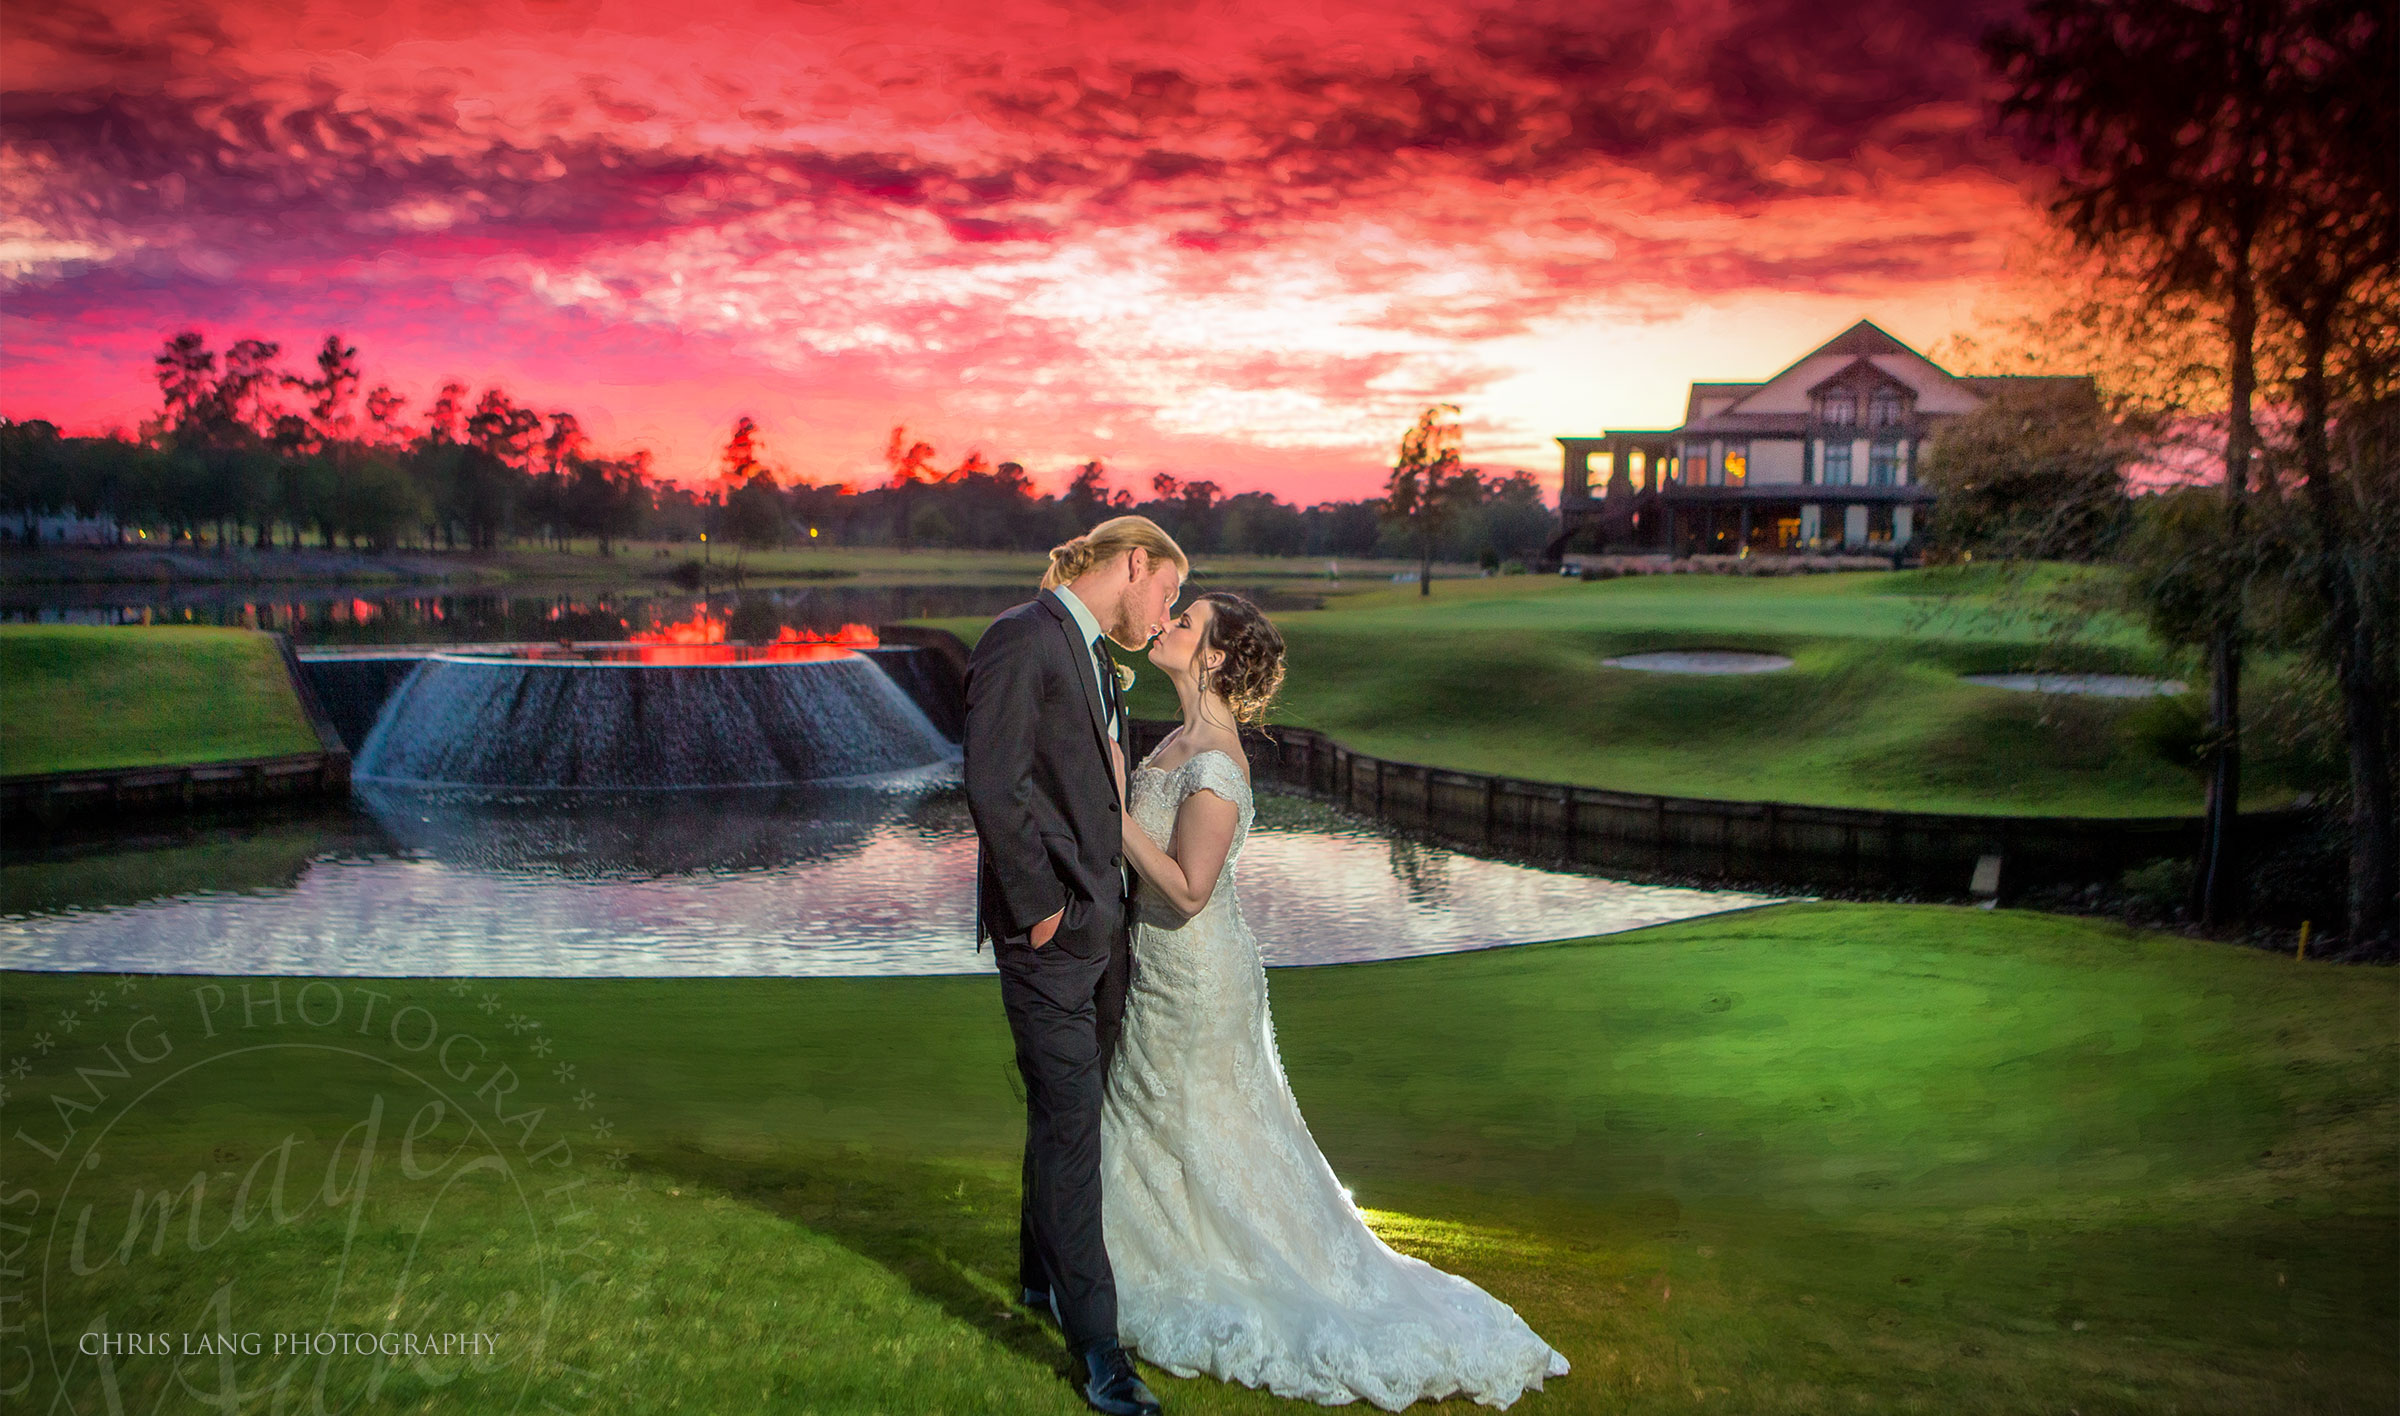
[1113,662,1137,693]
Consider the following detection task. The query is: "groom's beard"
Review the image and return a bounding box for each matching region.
[1107,603,1153,650]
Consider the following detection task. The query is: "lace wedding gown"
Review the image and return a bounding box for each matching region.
[1101,748,1569,1411]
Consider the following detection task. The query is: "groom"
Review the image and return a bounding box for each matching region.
[965,515,1186,1416]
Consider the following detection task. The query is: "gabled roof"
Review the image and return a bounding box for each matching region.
[1720,319,1983,417]
[1814,319,1920,360]
[1805,356,1918,397]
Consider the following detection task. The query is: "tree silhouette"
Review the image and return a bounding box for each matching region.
[719,415,764,488]
[1991,0,2275,927]
[362,385,409,445]
[289,335,361,444]
[884,425,940,549]
[2251,1,2397,948]
[153,332,215,431]
[1988,0,2397,944]
[1383,404,1467,597]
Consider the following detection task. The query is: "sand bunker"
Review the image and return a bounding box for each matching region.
[1964,673,2188,698]
[1603,651,1794,675]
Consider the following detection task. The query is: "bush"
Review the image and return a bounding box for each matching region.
[2122,692,2208,773]
[2120,857,2194,917]
[2243,811,2351,930]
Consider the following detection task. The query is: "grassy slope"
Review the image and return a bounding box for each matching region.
[0,625,319,775]
[8,904,2390,1413]
[923,569,2303,817]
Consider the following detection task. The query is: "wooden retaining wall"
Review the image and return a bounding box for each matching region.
[1,752,351,822]
[1130,719,2294,898]
[3,633,352,825]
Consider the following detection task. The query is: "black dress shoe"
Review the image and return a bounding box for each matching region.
[1081,1342,1162,1416]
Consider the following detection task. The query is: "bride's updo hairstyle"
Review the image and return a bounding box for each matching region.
[1041,515,1189,591]
[1197,592,1285,727]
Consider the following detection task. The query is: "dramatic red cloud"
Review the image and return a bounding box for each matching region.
[2,0,2042,501]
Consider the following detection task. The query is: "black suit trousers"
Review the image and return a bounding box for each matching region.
[996,905,1130,1357]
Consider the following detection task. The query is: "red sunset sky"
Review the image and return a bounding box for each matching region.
[3,0,2048,501]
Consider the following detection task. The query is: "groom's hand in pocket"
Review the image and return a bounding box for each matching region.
[1029,907,1064,948]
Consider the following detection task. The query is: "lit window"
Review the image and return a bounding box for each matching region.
[1821,395,1857,425]
[1822,440,1853,486]
[1723,442,1748,486]
[1869,438,1900,486]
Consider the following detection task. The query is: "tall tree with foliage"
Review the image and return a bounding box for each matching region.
[1987,0,2397,946]
[719,417,785,552]
[1919,381,2128,563]
[1989,0,2279,928]
[1383,404,1467,597]
[2250,0,2399,947]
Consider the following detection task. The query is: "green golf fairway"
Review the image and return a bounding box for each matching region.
[7,903,2390,1413]
[0,625,319,776]
[929,568,2311,817]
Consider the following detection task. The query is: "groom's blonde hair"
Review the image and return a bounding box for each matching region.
[1042,515,1188,591]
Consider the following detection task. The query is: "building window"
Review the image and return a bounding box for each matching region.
[1867,504,1895,544]
[1869,437,1900,486]
[1867,389,1907,428]
[1820,394,1856,426]
[1723,442,1748,487]
[1685,443,1708,485]
[1822,440,1852,486]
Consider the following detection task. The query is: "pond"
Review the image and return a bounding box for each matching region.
[0,580,1327,646]
[1,778,1782,977]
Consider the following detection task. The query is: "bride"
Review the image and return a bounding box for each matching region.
[1099,592,1569,1411]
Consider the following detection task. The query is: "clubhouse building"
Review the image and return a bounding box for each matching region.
[1550,320,2095,558]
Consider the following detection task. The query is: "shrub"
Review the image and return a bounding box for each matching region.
[2120,857,2194,917]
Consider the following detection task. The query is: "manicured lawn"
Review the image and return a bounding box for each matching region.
[7,904,2391,1413]
[0,625,319,775]
[925,568,2312,817]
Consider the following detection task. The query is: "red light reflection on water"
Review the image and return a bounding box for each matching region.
[613,613,878,664]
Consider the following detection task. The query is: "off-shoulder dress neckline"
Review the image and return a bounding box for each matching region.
[1133,744,1251,785]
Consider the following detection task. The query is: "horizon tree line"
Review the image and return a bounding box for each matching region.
[0,329,1558,567]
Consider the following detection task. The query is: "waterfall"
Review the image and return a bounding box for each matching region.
[353,651,958,789]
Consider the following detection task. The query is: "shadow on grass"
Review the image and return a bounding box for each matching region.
[637,1140,1091,1395]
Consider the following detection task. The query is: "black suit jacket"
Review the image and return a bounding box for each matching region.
[965,590,1129,956]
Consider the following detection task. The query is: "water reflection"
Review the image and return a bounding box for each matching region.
[1,788,1782,977]
[2,582,1324,646]
[356,778,955,876]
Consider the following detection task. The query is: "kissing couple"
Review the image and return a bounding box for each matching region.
[965,515,1569,1414]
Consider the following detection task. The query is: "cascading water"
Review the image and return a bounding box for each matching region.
[353,650,958,789]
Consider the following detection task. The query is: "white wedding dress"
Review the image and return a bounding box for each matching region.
[1100,748,1570,1411]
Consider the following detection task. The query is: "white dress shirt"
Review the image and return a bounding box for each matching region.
[1055,584,1119,742]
